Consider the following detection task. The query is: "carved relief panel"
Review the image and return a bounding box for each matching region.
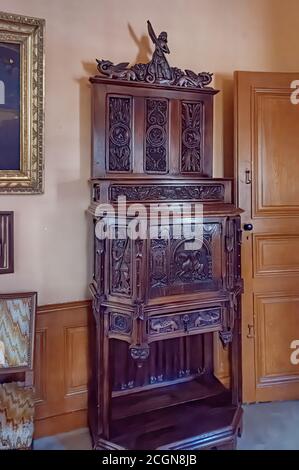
[109,312,132,337]
[109,235,132,297]
[181,101,203,173]
[107,95,132,172]
[148,307,222,339]
[149,222,222,298]
[145,98,169,173]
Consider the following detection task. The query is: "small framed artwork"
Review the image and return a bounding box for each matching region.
[0,12,45,194]
[0,211,13,274]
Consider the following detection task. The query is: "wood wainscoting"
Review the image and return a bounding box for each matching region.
[34,299,229,438]
[34,300,91,438]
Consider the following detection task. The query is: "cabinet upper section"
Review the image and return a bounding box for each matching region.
[90,79,218,179]
[90,19,218,179]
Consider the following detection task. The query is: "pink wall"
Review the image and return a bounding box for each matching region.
[0,0,299,304]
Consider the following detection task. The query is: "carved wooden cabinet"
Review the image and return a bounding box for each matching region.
[88,30,243,449]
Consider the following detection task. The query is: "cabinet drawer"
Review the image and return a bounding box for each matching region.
[147,307,222,340]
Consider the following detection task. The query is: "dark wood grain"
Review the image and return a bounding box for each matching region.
[110,392,240,450]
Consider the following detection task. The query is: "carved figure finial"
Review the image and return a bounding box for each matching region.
[96,20,213,89]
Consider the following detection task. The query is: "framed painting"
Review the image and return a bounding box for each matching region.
[0,12,45,194]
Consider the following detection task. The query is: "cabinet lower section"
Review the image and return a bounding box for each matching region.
[88,290,242,450]
[88,203,243,450]
[90,383,243,450]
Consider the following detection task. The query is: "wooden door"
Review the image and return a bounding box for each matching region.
[235,71,299,402]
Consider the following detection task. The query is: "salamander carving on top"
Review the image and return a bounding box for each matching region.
[96,60,136,80]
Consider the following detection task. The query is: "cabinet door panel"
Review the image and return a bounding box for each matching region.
[149,222,222,299]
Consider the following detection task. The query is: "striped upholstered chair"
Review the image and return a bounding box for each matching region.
[0,293,37,449]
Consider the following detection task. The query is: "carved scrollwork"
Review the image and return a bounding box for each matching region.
[108,96,132,172]
[145,99,168,172]
[97,59,213,89]
[181,101,203,173]
[200,185,225,201]
[109,184,225,202]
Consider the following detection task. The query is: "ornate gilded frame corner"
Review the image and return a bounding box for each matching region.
[0,12,45,194]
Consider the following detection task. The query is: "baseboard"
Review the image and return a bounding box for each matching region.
[34,410,88,439]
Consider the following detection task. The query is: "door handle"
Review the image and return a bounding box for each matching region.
[247,324,255,339]
[245,169,252,184]
[243,223,253,231]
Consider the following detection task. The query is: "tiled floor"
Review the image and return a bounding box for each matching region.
[34,401,299,450]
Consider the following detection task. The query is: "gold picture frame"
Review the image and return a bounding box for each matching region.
[0,12,45,194]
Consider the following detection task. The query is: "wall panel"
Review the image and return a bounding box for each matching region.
[34,301,91,438]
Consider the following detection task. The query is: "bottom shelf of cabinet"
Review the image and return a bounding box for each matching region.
[95,385,242,450]
[112,373,226,420]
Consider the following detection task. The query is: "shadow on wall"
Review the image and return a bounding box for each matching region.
[128,23,152,64]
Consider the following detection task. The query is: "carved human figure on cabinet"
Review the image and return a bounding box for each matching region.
[146,20,172,82]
